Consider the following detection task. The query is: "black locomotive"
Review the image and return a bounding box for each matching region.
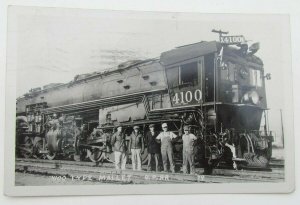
[15,30,273,170]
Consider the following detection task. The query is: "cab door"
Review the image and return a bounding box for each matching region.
[165,57,204,107]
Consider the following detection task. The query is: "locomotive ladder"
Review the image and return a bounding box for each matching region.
[142,95,150,116]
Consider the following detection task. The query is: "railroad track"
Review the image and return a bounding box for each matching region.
[15,158,284,184]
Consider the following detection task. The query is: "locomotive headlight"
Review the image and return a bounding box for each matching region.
[242,91,259,105]
[249,91,259,104]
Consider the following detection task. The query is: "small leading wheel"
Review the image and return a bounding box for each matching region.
[87,148,104,163]
[46,152,56,160]
[45,144,56,160]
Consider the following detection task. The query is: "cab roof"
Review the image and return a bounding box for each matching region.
[160,41,263,67]
[160,41,218,67]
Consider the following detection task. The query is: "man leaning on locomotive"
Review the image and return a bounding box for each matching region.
[111,123,197,174]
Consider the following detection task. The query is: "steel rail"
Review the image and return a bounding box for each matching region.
[15,158,284,183]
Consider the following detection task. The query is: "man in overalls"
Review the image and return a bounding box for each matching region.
[111,126,127,170]
[182,125,197,174]
[156,123,177,173]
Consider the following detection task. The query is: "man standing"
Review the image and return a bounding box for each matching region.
[156,123,177,173]
[145,124,160,171]
[128,126,144,171]
[111,126,127,170]
[182,125,197,174]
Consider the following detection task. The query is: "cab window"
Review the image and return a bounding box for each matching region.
[179,62,198,86]
[249,68,262,87]
[220,61,235,82]
[166,66,179,88]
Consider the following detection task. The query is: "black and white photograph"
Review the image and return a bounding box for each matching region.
[3,4,295,196]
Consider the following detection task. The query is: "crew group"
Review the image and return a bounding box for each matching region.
[110,123,197,174]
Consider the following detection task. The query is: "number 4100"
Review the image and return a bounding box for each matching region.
[172,89,202,104]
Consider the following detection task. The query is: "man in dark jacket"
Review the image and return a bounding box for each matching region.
[145,124,160,171]
[111,126,127,170]
[128,126,144,171]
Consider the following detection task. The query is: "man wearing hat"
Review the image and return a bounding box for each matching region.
[145,124,160,171]
[128,125,144,171]
[111,126,127,170]
[49,113,60,130]
[182,125,197,174]
[156,123,177,173]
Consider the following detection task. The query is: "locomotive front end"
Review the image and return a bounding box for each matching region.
[212,32,274,168]
[159,31,274,170]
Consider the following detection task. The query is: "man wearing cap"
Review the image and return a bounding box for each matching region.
[156,123,177,173]
[128,126,144,171]
[111,126,127,170]
[145,124,160,171]
[182,125,197,174]
[49,113,60,130]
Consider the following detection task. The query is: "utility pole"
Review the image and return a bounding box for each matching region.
[280,109,285,148]
[211,29,229,41]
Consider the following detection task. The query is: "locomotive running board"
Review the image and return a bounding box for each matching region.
[41,88,167,114]
[149,102,265,113]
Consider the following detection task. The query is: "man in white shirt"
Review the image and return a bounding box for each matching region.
[182,125,197,174]
[156,123,177,173]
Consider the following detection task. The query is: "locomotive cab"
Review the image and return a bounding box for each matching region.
[161,41,218,107]
[161,38,273,169]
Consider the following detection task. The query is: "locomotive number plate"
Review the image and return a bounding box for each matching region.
[172,89,202,106]
[220,35,245,44]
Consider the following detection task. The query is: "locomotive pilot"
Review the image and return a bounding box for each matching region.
[156,123,177,173]
[145,124,160,172]
[111,126,127,170]
[182,125,197,174]
[128,126,144,171]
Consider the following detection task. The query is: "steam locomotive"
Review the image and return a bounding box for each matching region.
[16,31,273,170]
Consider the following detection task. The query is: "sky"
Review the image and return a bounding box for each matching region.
[7,7,291,145]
